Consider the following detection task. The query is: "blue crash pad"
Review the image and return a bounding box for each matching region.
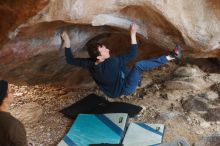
[58,113,128,146]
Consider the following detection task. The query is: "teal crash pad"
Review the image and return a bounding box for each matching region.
[58,113,128,146]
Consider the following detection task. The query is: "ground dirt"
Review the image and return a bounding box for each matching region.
[9,59,220,146]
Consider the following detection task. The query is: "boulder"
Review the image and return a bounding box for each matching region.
[197,91,219,101]
[165,77,212,90]
[194,133,220,146]
[173,66,205,77]
[202,108,220,121]
[1,0,220,86]
[182,96,209,112]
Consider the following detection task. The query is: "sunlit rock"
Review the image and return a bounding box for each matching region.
[0,0,220,86]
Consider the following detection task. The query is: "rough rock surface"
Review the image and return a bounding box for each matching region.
[0,0,220,86]
[194,134,220,146]
[1,1,220,145]
[165,65,217,90]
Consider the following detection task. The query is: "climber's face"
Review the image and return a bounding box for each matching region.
[97,45,110,61]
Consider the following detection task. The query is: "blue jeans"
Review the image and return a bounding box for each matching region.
[123,55,167,95]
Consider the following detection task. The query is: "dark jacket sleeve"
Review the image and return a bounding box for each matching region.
[118,44,138,64]
[11,120,27,146]
[65,48,94,68]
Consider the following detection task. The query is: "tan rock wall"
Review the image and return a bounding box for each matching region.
[0,0,219,86]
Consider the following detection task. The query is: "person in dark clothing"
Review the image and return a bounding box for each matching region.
[62,24,182,98]
[0,80,27,146]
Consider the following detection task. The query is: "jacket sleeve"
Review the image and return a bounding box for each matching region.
[65,48,94,68]
[118,44,138,64]
[11,121,28,146]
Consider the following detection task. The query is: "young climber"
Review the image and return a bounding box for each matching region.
[61,24,182,98]
[0,80,28,146]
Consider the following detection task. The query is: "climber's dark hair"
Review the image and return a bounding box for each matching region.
[87,43,103,59]
[0,80,8,106]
